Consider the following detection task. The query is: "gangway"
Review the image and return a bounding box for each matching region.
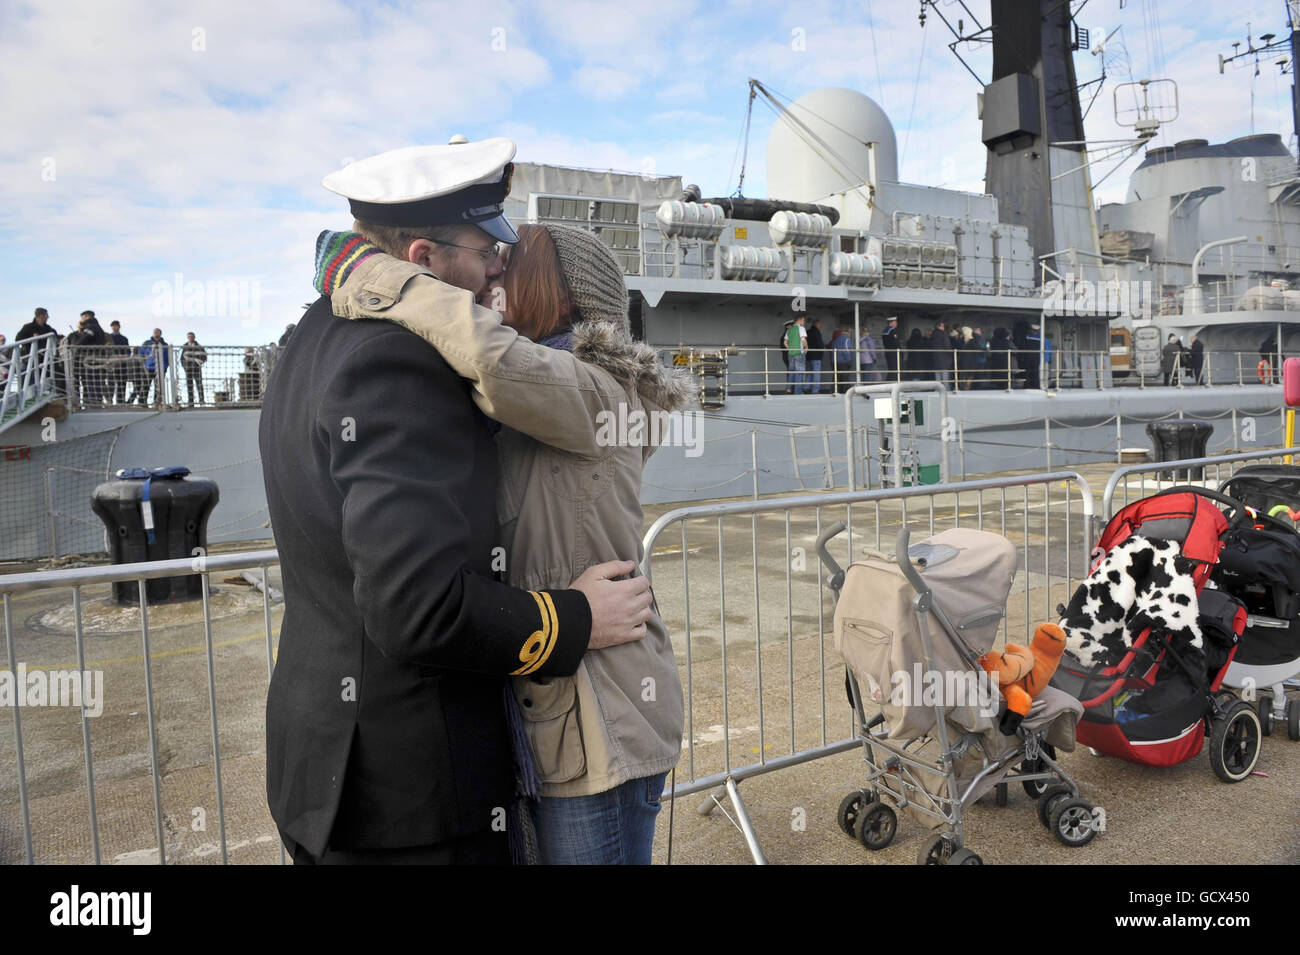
[0,333,63,435]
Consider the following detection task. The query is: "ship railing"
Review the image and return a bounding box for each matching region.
[1,333,63,433]
[660,345,1113,396]
[1147,348,1288,387]
[57,344,282,411]
[638,470,1095,863]
[660,345,1296,396]
[1173,275,1300,315]
[0,549,283,865]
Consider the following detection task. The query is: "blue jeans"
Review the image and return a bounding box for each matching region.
[787,353,806,393]
[530,771,669,865]
[809,358,823,392]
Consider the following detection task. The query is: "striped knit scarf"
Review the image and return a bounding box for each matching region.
[314,230,382,296]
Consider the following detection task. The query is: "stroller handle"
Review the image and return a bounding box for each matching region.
[1160,484,1297,535]
[815,522,847,587]
[896,527,929,596]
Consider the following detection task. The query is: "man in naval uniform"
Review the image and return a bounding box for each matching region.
[260,138,653,864]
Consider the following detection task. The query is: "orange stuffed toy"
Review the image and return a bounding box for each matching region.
[978,623,1068,734]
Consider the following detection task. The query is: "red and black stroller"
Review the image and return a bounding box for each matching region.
[1050,488,1263,782]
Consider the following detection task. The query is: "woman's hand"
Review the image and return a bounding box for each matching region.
[570,560,653,650]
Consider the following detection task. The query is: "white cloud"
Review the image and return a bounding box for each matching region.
[4,0,1297,344]
[571,66,642,101]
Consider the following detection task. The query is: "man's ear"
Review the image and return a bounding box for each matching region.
[406,238,436,268]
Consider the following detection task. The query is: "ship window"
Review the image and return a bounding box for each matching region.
[537,195,637,228]
[840,236,856,253]
[593,200,638,224]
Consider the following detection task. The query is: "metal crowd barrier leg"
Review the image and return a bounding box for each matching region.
[200,574,229,864]
[725,777,767,865]
[680,525,694,784]
[260,562,286,866]
[138,580,167,864]
[4,593,35,864]
[718,520,730,773]
[72,587,101,864]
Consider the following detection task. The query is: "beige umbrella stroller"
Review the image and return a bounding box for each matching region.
[817,523,1091,864]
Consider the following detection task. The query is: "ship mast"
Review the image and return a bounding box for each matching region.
[920,0,1099,271]
[1217,0,1300,153]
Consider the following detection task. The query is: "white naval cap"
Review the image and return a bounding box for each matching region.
[323,136,519,243]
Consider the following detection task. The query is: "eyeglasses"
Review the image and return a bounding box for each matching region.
[431,238,503,261]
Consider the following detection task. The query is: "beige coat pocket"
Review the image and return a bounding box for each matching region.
[513,676,585,783]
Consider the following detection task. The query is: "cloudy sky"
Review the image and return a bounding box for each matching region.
[3,0,1295,344]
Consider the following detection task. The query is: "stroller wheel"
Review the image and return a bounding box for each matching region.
[837,791,867,837]
[1258,693,1274,737]
[1037,784,1073,829]
[1050,798,1099,847]
[853,801,898,850]
[1288,699,1300,741]
[947,848,984,865]
[1209,700,1262,783]
[1019,743,1058,798]
[916,833,956,866]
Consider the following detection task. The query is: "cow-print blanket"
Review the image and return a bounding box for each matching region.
[1058,535,1202,668]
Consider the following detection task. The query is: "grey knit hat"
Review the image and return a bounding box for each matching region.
[543,223,630,336]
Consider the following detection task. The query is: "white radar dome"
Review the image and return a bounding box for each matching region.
[766,87,898,202]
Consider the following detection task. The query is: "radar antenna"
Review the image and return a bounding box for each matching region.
[734,78,880,207]
[1217,3,1300,149]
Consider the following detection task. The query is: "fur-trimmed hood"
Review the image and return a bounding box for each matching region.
[569,319,697,413]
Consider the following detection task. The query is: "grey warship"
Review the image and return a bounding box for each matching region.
[2,0,1296,562]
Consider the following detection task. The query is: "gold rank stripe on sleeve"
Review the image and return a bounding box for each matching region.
[510,591,559,676]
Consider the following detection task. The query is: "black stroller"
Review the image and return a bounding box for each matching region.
[1215,465,1300,738]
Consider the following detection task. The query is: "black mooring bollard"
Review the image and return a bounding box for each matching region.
[91,466,219,605]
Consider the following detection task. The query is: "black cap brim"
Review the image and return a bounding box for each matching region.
[474,212,519,244]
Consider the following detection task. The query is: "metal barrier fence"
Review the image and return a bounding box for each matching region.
[1099,446,1300,524]
[0,550,281,865]
[639,470,1094,863]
